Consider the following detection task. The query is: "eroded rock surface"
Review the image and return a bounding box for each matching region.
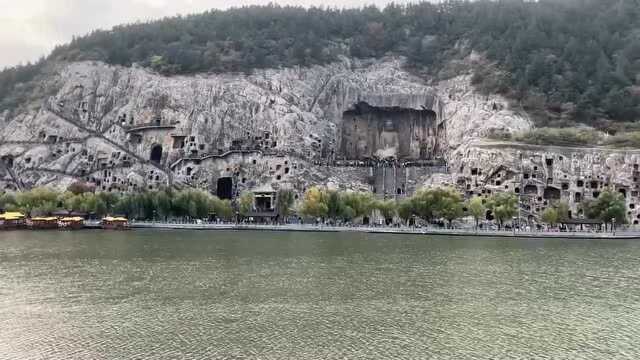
[2,56,636,222]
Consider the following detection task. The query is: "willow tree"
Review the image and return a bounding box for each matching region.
[276,189,296,222]
[486,193,518,229]
[466,196,486,231]
[299,186,328,220]
[238,191,255,218]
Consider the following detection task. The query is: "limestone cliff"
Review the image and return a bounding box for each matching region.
[3,56,636,223]
[0,57,501,193]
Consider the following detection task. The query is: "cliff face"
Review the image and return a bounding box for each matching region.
[0,57,518,193]
[4,56,635,222]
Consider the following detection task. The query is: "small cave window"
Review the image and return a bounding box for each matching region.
[1,156,14,168]
[284,168,290,174]
[149,145,162,164]
[590,181,598,189]
[577,180,584,187]
[619,188,627,198]
[523,173,530,179]
[471,168,478,176]
[544,186,560,200]
[216,177,233,200]
[575,192,582,203]
[593,191,600,198]
[562,183,569,190]
[545,158,553,166]
[514,187,520,194]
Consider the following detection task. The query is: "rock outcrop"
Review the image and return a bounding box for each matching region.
[1,56,636,223]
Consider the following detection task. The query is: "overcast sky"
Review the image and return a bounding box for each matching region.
[0,0,423,69]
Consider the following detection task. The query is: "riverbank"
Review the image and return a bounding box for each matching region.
[126,222,640,239]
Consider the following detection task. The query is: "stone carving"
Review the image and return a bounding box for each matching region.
[1,56,635,222]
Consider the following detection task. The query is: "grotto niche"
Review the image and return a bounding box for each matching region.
[339,102,443,161]
[150,144,163,164]
[216,177,234,200]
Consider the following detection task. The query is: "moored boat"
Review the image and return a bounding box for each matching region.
[0,212,26,230]
[102,216,129,230]
[59,217,85,230]
[27,217,59,230]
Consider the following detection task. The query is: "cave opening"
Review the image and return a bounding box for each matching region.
[1,155,13,168]
[619,188,627,198]
[255,196,273,212]
[524,185,538,195]
[216,177,233,200]
[544,187,561,200]
[339,101,439,161]
[150,144,163,164]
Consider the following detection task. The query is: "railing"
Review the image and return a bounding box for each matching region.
[127,221,640,238]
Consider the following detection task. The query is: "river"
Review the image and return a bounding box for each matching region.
[1,230,639,359]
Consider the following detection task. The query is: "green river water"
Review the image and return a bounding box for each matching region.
[1,230,639,359]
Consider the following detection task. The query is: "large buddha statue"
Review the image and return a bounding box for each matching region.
[376,118,399,159]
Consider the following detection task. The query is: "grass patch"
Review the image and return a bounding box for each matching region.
[491,127,640,149]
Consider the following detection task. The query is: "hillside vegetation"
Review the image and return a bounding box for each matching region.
[1,0,639,127]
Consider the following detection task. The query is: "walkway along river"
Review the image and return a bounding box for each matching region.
[126,221,640,239]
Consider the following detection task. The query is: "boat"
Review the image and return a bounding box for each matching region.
[27,217,59,230]
[0,212,26,230]
[102,216,129,230]
[59,217,85,230]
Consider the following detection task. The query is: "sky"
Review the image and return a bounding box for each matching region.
[0,0,421,69]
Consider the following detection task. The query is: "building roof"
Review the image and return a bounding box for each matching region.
[0,212,25,220]
[252,183,276,194]
[61,217,84,222]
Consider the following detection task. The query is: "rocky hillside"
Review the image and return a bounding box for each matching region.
[0,55,526,191]
[2,1,640,223]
